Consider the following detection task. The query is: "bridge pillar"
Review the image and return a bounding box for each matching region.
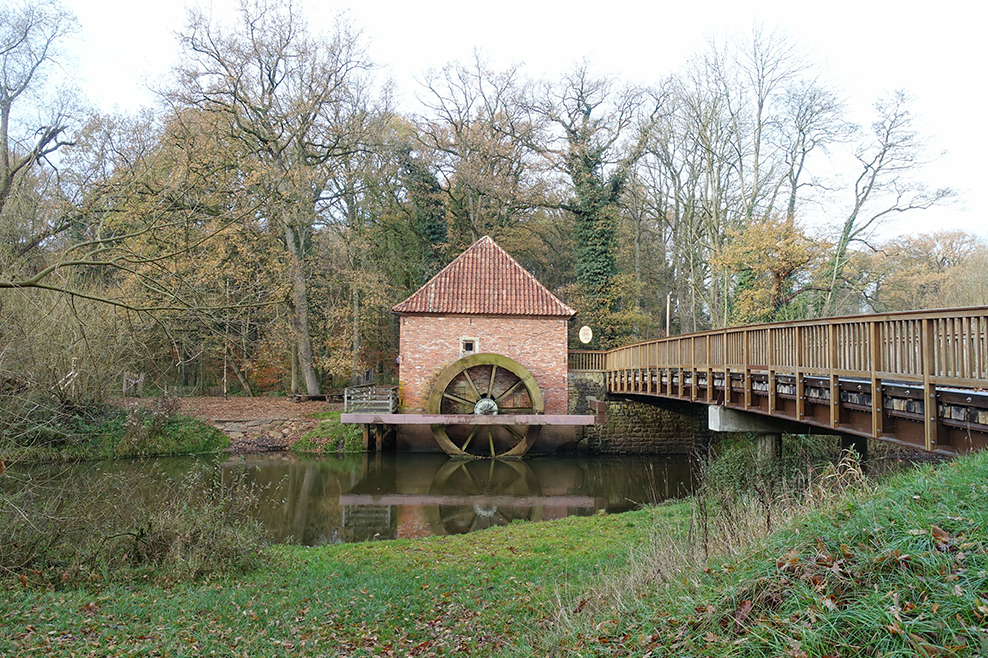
[756,433,783,462]
[708,406,797,434]
[840,434,868,461]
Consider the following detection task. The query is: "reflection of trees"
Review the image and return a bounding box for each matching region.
[14,454,699,546]
[540,457,696,513]
[221,454,365,545]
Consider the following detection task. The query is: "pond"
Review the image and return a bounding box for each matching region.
[7,453,697,545]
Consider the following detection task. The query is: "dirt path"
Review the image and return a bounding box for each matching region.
[122,396,342,454]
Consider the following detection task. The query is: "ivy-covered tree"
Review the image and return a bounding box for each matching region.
[526,65,657,346]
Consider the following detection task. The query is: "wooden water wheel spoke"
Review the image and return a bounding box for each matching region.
[494,379,525,403]
[503,425,524,441]
[429,459,544,535]
[459,426,479,452]
[443,392,476,408]
[463,369,482,401]
[428,354,545,458]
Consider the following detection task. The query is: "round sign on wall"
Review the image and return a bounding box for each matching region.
[578,326,593,344]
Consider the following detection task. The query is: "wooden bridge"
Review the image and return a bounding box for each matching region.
[577,307,988,455]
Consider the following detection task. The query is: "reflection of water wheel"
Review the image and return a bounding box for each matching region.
[427,353,544,458]
[429,459,542,535]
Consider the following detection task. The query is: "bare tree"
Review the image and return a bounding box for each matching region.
[173,0,372,395]
[0,0,77,218]
[417,54,544,249]
[821,91,954,315]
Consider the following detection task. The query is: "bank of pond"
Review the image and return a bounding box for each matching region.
[4,425,986,656]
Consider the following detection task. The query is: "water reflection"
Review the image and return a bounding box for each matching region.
[4,451,934,547]
[220,453,696,544]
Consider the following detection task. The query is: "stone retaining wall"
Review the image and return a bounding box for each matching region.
[211,418,316,452]
[577,396,712,454]
[568,372,711,454]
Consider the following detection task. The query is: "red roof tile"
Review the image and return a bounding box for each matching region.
[392,236,575,317]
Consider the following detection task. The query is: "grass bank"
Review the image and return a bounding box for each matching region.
[291,410,364,455]
[0,398,228,464]
[534,449,988,657]
[3,449,986,656]
[0,506,679,656]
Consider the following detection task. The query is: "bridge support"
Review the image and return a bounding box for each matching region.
[756,433,783,462]
[840,434,868,461]
[708,406,801,434]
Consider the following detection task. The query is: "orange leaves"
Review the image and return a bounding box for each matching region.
[712,214,824,324]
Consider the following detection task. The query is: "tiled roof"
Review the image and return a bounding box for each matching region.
[392,236,575,317]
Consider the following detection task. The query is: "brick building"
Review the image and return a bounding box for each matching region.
[392,236,576,452]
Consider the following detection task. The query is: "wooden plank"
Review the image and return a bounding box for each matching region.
[340,413,597,426]
[829,322,839,428]
[923,317,938,451]
[743,330,751,410]
[870,321,884,439]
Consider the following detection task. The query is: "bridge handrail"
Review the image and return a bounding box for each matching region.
[604,306,988,388]
[568,350,606,371]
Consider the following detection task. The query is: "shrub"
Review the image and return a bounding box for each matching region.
[291,411,363,454]
[0,461,268,587]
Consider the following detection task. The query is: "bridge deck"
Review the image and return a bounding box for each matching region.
[590,306,988,455]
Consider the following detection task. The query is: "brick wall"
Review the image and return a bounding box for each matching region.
[398,314,570,415]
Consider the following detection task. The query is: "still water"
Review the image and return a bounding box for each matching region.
[11,453,697,545]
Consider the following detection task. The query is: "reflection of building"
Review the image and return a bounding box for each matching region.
[222,453,696,544]
[338,454,696,539]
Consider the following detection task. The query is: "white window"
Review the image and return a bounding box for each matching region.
[460,337,478,357]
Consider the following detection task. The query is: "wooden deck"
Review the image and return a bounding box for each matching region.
[340,413,596,426]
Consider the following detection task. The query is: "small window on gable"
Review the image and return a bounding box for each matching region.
[461,337,477,356]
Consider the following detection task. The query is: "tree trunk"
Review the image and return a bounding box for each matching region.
[283,223,321,396]
[228,356,254,397]
[351,286,361,383]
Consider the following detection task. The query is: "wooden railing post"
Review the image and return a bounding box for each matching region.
[768,328,776,415]
[829,322,839,428]
[795,325,805,421]
[870,321,884,439]
[922,317,938,451]
[690,336,697,402]
[705,334,714,403]
[743,329,752,410]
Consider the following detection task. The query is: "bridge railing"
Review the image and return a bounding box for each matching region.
[605,307,988,386]
[603,307,988,453]
[568,350,606,371]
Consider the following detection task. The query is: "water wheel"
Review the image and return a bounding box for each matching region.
[427,353,544,458]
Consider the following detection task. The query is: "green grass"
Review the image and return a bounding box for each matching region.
[1,405,228,464]
[534,451,988,657]
[4,451,987,656]
[0,507,672,656]
[291,411,363,454]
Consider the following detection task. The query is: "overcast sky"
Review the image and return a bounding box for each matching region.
[59,0,985,239]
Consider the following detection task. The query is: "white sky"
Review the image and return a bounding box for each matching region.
[59,0,985,240]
